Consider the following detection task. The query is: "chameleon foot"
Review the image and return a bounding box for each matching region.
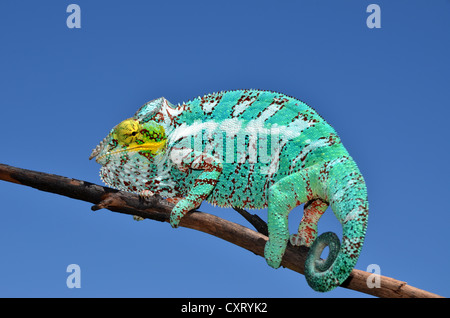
[169,195,203,228]
[264,239,286,269]
[290,233,305,247]
[169,202,187,228]
[289,226,317,247]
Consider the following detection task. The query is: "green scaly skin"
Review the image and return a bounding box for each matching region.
[90,89,369,292]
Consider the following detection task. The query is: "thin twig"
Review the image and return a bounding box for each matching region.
[233,206,269,236]
[0,163,444,298]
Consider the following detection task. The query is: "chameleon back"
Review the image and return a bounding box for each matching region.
[160,90,351,209]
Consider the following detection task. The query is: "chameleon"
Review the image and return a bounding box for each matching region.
[89,89,369,292]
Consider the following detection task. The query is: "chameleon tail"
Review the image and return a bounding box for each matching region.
[305,157,369,292]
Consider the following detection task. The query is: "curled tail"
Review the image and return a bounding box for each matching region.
[305,157,369,292]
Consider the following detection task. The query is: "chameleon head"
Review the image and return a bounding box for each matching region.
[89,118,169,193]
[89,118,167,165]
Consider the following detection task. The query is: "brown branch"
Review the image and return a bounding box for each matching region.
[0,163,443,298]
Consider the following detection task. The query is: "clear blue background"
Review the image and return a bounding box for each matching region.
[0,0,449,298]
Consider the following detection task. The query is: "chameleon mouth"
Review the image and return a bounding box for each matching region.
[96,140,166,160]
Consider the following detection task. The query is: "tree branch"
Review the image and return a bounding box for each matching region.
[0,163,443,298]
[233,206,268,236]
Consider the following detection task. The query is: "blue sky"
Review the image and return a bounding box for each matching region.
[0,0,449,298]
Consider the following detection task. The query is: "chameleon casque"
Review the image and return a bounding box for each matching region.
[89,89,369,292]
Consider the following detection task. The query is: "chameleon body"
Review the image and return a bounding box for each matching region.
[90,89,369,292]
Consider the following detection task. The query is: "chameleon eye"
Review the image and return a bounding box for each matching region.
[115,119,141,144]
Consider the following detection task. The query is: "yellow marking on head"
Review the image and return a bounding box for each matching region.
[96,139,167,160]
[118,139,167,153]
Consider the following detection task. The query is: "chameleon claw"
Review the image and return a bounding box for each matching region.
[166,197,184,205]
[139,190,154,199]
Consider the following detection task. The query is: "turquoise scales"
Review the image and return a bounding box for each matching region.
[90,89,369,292]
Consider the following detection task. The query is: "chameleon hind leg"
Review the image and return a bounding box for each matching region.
[290,199,328,247]
[169,149,223,228]
[264,168,319,269]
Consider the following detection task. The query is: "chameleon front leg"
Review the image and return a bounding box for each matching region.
[290,199,328,247]
[264,169,315,269]
[169,149,223,228]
